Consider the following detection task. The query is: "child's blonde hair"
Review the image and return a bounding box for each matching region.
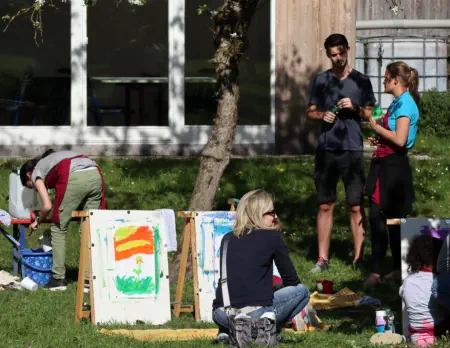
[232,189,280,237]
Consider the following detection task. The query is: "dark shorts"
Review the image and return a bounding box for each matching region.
[314,149,365,206]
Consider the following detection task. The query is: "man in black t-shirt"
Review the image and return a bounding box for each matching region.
[306,34,376,273]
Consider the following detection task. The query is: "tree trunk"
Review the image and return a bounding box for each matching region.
[169,0,260,282]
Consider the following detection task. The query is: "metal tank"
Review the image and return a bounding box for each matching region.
[363,36,448,109]
[355,39,365,73]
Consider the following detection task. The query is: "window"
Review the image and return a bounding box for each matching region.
[87,0,169,127]
[185,0,271,126]
[0,2,71,126]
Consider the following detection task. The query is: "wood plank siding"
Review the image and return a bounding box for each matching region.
[356,0,450,37]
[275,0,356,153]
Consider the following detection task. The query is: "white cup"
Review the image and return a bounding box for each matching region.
[376,310,387,317]
[42,245,52,252]
[20,277,38,291]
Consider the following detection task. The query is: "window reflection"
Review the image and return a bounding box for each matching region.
[0,2,71,126]
[185,0,271,126]
[87,0,169,126]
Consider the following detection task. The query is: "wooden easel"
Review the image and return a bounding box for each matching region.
[228,198,239,211]
[173,211,200,320]
[72,210,96,325]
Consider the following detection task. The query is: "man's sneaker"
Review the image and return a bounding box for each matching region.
[352,258,364,271]
[45,277,67,291]
[83,280,90,294]
[214,333,229,344]
[310,258,330,273]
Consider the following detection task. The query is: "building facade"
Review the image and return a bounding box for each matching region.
[0,0,447,156]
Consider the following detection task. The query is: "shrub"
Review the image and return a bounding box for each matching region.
[419,90,450,138]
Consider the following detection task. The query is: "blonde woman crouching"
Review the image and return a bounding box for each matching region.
[212,189,310,343]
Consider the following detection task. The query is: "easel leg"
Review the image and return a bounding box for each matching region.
[75,216,94,324]
[173,218,192,317]
[190,220,200,321]
[86,216,95,325]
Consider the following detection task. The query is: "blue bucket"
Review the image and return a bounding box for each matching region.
[17,248,52,286]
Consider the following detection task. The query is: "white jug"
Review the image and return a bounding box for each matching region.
[8,170,41,219]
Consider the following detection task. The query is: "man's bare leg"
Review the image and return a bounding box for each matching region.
[318,203,335,260]
[350,204,365,262]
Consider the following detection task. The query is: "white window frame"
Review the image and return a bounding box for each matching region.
[0,0,275,151]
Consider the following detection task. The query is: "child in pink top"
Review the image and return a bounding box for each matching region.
[400,234,450,346]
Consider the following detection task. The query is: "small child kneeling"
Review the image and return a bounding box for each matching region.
[400,234,450,346]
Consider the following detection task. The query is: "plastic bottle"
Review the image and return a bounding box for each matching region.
[385,308,395,333]
[330,105,340,115]
[371,104,383,137]
[8,168,41,219]
[375,310,386,333]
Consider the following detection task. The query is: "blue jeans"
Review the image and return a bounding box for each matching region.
[212,284,310,334]
[431,274,450,311]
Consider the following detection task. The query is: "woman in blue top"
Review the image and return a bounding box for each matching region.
[364,61,420,288]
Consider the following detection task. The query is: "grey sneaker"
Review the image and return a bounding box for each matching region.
[310,258,330,273]
[45,277,68,291]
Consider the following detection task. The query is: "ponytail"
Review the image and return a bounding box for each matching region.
[41,148,55,159]
[386,61,420,106]
[19,148,55,186]
[408,67,420,105]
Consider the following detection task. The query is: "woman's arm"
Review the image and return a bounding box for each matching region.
[35,178,52,221]
[370,116,410,148]
[273,234,300,287]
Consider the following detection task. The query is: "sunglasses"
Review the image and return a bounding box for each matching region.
[263,209,277,217]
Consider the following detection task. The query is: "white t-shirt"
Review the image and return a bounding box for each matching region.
[32,151,97,183]
[400,271,447,346]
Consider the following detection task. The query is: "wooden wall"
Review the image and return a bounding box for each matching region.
[275,0,356,154]
[356,0,450,37]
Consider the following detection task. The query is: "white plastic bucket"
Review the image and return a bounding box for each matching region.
[8,171,41,219]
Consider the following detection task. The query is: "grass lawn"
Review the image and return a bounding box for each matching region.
[0,155,449,347]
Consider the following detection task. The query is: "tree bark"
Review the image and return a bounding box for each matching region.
[169,0,260,282]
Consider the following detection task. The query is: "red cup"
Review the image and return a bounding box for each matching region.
[316,280,334,294]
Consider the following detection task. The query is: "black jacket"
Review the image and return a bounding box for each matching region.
[365,153,415,218]
[213,229,300,309]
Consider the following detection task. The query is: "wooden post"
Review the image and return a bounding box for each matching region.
[173,212,200,320]
[386,219,401,225]
[190,218,200,321]
[73,210,95,324]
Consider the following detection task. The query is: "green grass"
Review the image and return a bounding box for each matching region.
[0,156,449,347]
[413,134,450,157]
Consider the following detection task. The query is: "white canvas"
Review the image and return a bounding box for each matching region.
[195,211,235,322]
[89,210,171,325]
[400,218,450,338]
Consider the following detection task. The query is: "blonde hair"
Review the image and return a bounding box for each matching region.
[232,189,280,238]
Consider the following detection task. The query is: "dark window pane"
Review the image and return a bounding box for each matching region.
[185,0,271,126]
[87,0,169,126]
[0,1,71,126]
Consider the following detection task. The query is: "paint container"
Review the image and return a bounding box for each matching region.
[39,231,52,252]
[376,325,385,333]
[20,277,38,291]
[316,280,334,294]
[8,169,41,219]
[42,245,52,252]
[375,310,387,333]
